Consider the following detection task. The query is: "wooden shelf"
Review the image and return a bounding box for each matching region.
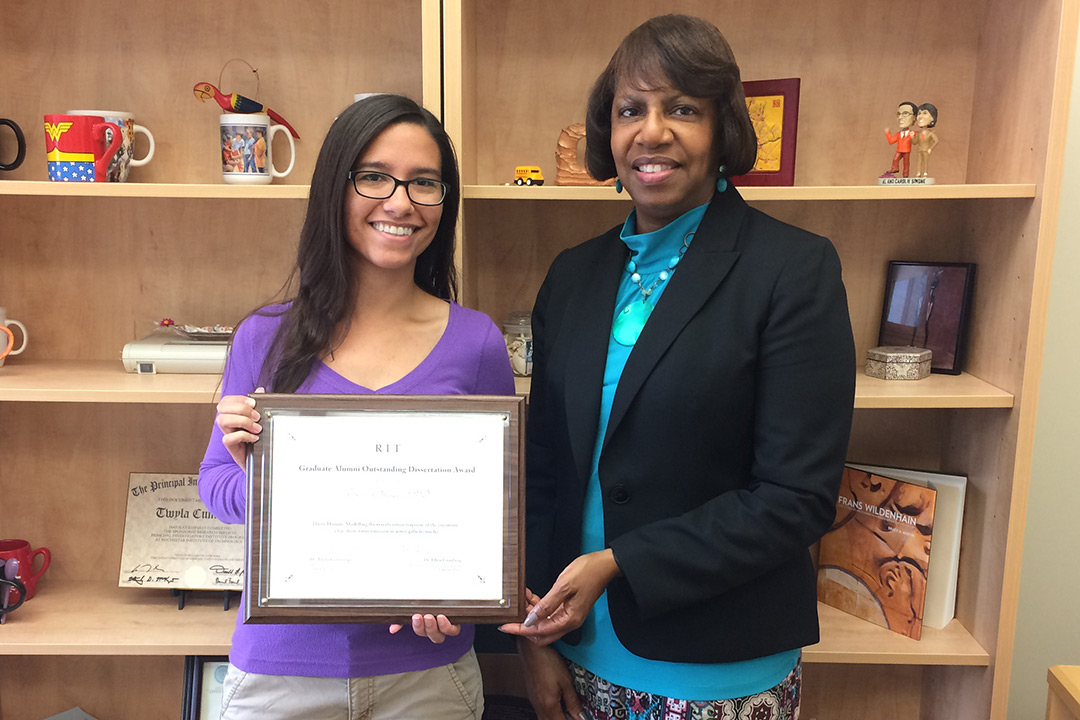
[0,361,535,403]
[0,582,235,656]
[853,372,1013,409]
[805,603,989,666]
[0,582,986,665]
[0,361,222,403]
[1,181,1023,203]
[463,184,1038,202]
[0,181,310,200]
[0,362,1008,407]
[508,372,1011,410]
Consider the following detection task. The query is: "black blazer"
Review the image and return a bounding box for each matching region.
[525,187,856,664]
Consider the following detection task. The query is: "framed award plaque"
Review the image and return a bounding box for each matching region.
[244,394,526,625]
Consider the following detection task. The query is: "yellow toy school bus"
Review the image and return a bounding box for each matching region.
[513,165,544,186]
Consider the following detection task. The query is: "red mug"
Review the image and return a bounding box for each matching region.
[0,539,51,600]
[43,113,122,182]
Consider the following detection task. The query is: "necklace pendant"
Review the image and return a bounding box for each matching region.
[612,300,653,346]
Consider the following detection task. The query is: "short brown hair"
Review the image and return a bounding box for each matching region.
[585,14,757,181]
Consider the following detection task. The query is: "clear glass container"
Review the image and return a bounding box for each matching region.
[502,310,533,377]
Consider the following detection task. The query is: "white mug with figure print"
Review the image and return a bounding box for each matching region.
[0,307,27,367]
[66,110,155,182]
[220,113,295,185]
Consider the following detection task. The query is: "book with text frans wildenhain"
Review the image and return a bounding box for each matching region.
[846,464,967,630]
[817,466,937,639]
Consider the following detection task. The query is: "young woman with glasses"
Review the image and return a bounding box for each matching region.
[198,94,515,720]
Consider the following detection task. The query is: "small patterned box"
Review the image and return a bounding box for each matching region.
[865,345,932,380]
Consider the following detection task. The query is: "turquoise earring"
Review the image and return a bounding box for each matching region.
[716,165,727,193]
[615,178,623,193]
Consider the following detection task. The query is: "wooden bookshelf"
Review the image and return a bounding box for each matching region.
[442,1,1076,718]
[0,1,441,717]
[0,0,1074,717]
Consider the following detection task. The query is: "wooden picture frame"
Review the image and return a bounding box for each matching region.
[244,394,526,624]
[877,261,976,374]
[182,655,230,720]
[731,78,801,187]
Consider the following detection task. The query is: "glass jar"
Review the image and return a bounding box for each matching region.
[502,310,533,377]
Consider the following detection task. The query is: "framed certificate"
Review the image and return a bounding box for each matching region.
[182,655,230,720]
[244,394,526,624]
[119,473,245,591]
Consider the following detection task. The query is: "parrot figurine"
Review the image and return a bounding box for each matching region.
[193,81,300,138]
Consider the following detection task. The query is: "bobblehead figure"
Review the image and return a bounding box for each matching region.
[881,101,919,178]
[914,103,939,178]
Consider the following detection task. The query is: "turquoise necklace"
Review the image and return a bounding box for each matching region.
[610,230,694,346]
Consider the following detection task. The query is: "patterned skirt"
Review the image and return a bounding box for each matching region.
[565,657,801,720]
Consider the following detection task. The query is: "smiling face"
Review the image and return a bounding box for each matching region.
[345,121,444,279]
[917,109,934,128]
[610,77,717,234]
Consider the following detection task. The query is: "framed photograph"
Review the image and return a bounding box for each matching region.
[878,261,976,374]
[732,78,801,186]
[244,394,526,625]
[182,655,230,720]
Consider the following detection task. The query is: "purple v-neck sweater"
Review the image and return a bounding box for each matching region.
[198,301,516,678]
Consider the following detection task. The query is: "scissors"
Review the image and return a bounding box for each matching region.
[1,558,27,623]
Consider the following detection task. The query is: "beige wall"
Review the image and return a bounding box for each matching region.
[1007,27,1080,720]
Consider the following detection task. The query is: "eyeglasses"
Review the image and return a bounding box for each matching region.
[347,170,448,206]
[897,110,914,117]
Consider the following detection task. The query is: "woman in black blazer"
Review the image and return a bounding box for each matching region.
[500,15,855,720]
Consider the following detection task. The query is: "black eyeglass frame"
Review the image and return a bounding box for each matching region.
[346,170,448,206]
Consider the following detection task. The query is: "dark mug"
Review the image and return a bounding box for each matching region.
[1,572,27,621]
[0,118,26,171]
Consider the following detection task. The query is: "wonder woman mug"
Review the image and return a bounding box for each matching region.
[43,113,122,182]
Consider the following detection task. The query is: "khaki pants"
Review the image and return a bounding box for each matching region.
[219,648,484,720]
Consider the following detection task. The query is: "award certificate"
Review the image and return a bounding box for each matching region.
[245,394,525,624]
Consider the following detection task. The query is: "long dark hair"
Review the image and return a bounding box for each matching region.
[254,94,460,393]
[585,14,757,181]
